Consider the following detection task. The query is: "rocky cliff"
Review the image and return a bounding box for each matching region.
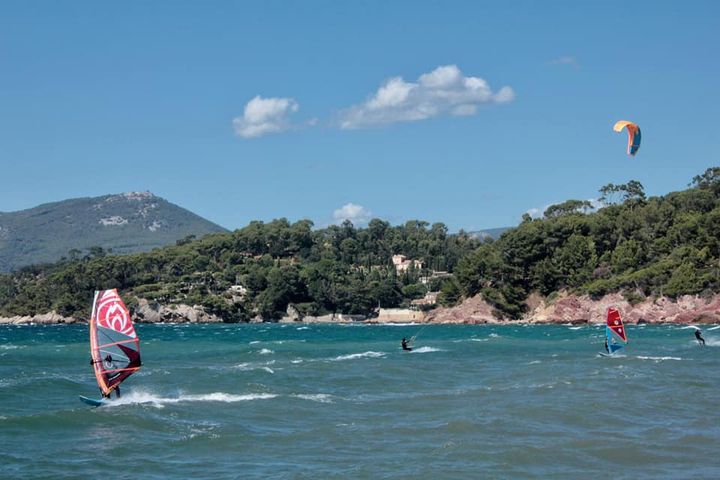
[425,291,720,325]
[3,292,719,325]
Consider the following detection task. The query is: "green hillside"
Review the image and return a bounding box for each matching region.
[0,167,718,322]
[0,192,227,272]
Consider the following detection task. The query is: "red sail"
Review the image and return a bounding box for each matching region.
[89,289,141,396]
[606,307,627,342]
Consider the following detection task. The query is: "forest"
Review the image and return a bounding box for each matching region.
[1,167,718,322]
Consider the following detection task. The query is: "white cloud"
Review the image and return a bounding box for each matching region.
[339,65,514,129]
[332,203,372,226]
[233,95,299,138]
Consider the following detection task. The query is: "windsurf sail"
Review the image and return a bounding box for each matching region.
[89,289,141,396]
[605,307,628,354]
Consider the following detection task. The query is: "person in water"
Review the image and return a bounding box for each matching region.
[695,328,706,346]
[101,387,121,399]
[401,337,412,351]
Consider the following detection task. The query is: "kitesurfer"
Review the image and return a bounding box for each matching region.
[695,329,706,346]
[401,337,412,351]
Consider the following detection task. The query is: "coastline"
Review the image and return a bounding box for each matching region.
[2,291,718,326]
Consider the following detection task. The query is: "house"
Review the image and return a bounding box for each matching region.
[411,291,439,307]
[392,254,423,274]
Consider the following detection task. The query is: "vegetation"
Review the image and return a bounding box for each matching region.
[0,192,226,272]
[452,167,720,318]
[1,167,718,322]
[0,219,480,321]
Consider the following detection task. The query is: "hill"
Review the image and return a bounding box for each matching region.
[0,192,227,272]
[467,227,509,241]
[1,167,718,323]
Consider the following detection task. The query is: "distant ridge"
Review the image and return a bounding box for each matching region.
[467,227,509,241]
[0,192,227,272]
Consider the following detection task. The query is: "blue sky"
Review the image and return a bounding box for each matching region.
[1,1,718,231]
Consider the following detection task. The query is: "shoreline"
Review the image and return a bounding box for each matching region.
[1,291,718,326]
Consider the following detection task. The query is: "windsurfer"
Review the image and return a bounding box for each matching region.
[401,337,412,351]
[102,386,121,399]
[604,338,609,354]
[695,329,706,346]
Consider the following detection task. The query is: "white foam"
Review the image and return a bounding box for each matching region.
[527,360,542,365]
[411,346,442,353]
[234,361,275,373]
[107,391,278,408]
[249,341,261,344]
[330,351,386,361]
[292,393,334,403]
[296,326,309,330]
[489,333,499,338]
[0,345,20,350]
[291,359,304,364]
[568,326,582,330]
[636,356,682,361]
[258,348,274,355]
[707,325,720,331]
[680,325,701,330]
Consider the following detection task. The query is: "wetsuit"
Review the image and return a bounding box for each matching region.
[402,339,412,351]
[695,330,706,346]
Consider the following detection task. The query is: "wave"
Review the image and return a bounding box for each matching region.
[635,356,682,361]
[330,351,386,361]
[258,348,274,355]
[0,344,21,350]
[411,346,443,353]
[234,361,275,374]
[567,326,583,330]
[291,393,334,403]
[296,326,309,330]
[707,325,720,331]
[107,391,278,408]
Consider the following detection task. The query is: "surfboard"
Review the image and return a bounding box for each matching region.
[79,395,106,407]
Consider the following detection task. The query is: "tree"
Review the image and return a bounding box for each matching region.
[690,167,720,191]
[599,181,646,205]
[544,200,593,219]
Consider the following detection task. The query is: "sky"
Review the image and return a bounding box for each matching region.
[1,1,719,232]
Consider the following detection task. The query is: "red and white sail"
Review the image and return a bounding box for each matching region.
[89,289,141,396]
[606,307,628,342]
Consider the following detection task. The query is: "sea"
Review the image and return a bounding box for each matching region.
[1,323,719,479]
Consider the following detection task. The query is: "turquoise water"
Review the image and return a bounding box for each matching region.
[1,323,719,479]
